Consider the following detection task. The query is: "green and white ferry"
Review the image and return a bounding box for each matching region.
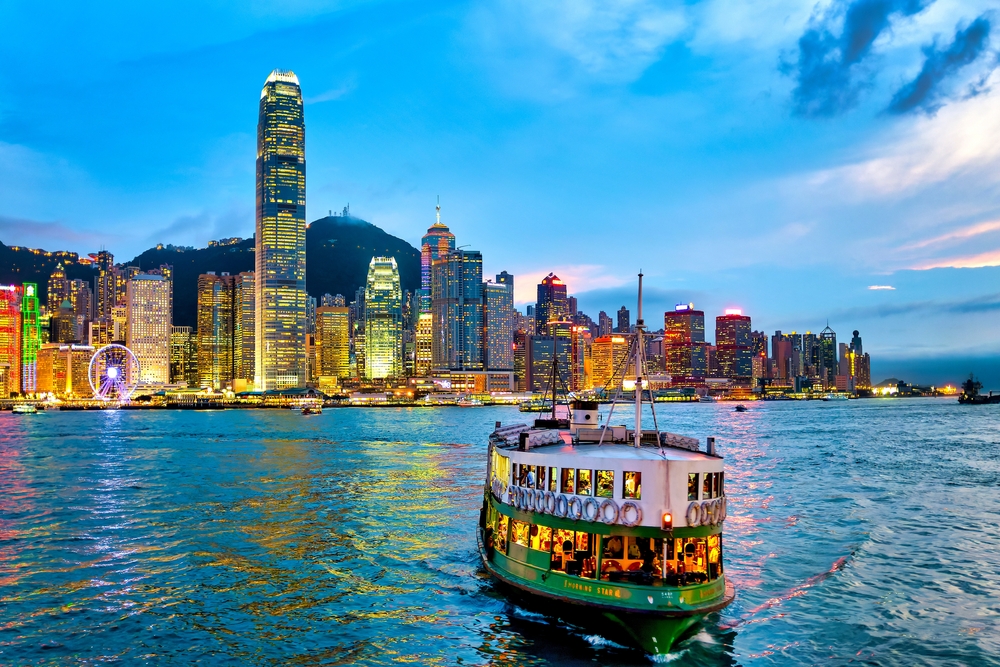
[477,274,734,655]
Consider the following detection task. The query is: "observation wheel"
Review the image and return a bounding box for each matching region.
[88,344,140,401]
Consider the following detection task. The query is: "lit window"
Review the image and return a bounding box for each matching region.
[688,473,699,501]
[596,470,614,498]
[624,471,641,499]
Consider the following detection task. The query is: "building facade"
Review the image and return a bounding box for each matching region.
[431,249,484,371]
[663,304,707,381]
[316,306,351,380]
[483,281,514,371]
[197,273,235,390]
[169,326,198,387]
[126,274,171,385]
[364,257,403,380]
[715,310,752,384]
[535,273,567,336]
[21,283,41,394]
[0,286,20,397]
[255,69,307,390]
[419,201,456,313]
[37,343,94,397]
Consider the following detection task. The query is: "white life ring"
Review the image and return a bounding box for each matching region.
[554,494,569,518]
[713,498,724,524]
[534,489,546,513]
[620,501,642,527]
[507,488,517,507]
[522,487,534,512]
[686,501,701,526]
[582,497,600,522]
[599,498,619,524]
[700,501,711,525]
[720,496,727,521]
[567,496,584,520]
[543,491,556,514]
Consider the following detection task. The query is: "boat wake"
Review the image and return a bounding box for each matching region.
[720,550,855,630]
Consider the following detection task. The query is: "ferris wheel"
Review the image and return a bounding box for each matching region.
[88,344,140,401]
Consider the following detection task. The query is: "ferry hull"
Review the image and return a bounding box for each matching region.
[477,525,733,655]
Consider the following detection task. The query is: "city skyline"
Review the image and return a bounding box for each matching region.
[2,2,999,381]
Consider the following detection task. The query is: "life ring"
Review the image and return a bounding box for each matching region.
[534,489,546,513]
[522,487,534,512]
[686,501,701,526]
[599,498,619,524]
[507,488,517,507]
[582,497,600,522]
[567,496,584,520]
[554,494,569,518]
[620,501,642,527]
[543,491,556,514]
[720,496,727,521]
[700,501,711,525]
[713,498,724,524]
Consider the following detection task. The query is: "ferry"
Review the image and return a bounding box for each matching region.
[477,274,734,655]
[12,404,38,415]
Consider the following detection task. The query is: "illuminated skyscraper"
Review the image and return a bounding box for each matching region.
[316,306,351,379]
[483,281,514,371]
[21,284,40,394]
[419,200,456,313]
[592,335,630,391]
[126,274,171,385]
[663,303,707,381]
[715,310,752,384]
[170,326,198,387]
[47,263,69,312]
[535,273,567,336]
[364,257,403,379]
[415,312,433,377]
[617,306,630,333]
[255,69,307,390]
[197,273,235,390]
[0,286,21,397]
[819,325,837,384]
[234,272,255,385]
[432,249,483,371]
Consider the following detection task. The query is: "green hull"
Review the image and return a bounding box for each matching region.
[477,522,734,655]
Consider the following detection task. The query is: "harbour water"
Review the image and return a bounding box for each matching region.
[1,399,998,665]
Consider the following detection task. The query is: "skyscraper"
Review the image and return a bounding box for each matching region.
[617,306,630,334]
[21,284,40,394]
[197,273,235,390]
[420,201,456,313]
[715,310,752,384]
[591,335,630,392]
[364,257,403,379]
[663,303,707,381]
[598,311,613,337]
[432,249,484,371]
[316,306,351,380]
[535,273,567,336]
[169,325,198,387]
[819,325,837,384]
[255,69,307,390]
[126,274,171,385]
[234,272,255,386]
[415,312,433,377]
[0,286,20,397]
[47,263,69,312]
[483,281,514,371]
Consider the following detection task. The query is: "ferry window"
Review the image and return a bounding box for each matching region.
[525,465,537,487]
[548,467,558,492]
[552,530,595,579]
[576,469,593,495]
[494,515,509,553]
[512,463,519,486]
[688,473,699,500]
[529,524,552,552]
[624,471,641,499]
[536,466,547,490]
[561,468,575,494]
[603,535,624,559]
[703,472,713,499]
[511,520,529,547]
[707,534,722,579]
[596,470,614,498]
[720,471,725,496]
[712,472,720,498]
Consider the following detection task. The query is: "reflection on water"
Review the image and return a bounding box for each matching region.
[1,400,999,665]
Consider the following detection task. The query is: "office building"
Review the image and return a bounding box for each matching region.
[0,286,20,397]
[47,263,69,312]
[483,281,514,371]
[771,331,792,381]
[526,334,572,394]
[317,306,351,380]
[663,303,707,381]
[126,274,171,385]
[715,309,752,384]
[818,325,837,384]
[255,69,307,390]
[21,283,41,394]
[234,272,255,386]
[37,343,93,397]
[170,326,198,387]
[419,201,456,312]
[535,273,567,336]
[414,312,433,377]
[591,335,630,392]
[431,249,484,371]
[364,257,403,380]
[617,306,630,334]
[598,311,613,337]
[513,330,528,391]
[50,300,77,343]
[197,273,236,390]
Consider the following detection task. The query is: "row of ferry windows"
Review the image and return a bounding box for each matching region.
[487,508,723,585]
[512,463,641,500]
[688,472,724,501]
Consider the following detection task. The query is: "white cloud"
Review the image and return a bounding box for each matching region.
[868,285,896,290]
[512,264,629,305]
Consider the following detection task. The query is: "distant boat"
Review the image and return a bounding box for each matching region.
[519,399,553,413]
[699,395,715,403]
[301,402,323,415]
[734,404,748,412]
[457,398,484,408]
[12,404,37,415]
[823,394,849,401]
[958,375,1000,405]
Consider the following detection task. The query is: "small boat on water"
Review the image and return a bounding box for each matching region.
[958,375,1000,405]
[301,402,323,415]
[519,399,554,413]
[457,397,484,408]
[699,395,715,403]
[822,394,849,401]
[477,273,733,655]
[12,404,37,415]
[734,404,748,412]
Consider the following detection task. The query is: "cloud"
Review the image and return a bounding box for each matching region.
[868,284,896,289]
[901,218,1000,250]
[512,265,629,305]
[916,249,1000,269]
[832,292,1000,318]
[0,215,102,251]
[784,0,932,117]
[888,15,994,114]
[304,79,357,104]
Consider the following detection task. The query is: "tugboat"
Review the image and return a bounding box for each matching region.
[477,273,734,655]
[958,375,1000,405]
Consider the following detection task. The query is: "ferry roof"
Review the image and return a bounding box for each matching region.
[523,439,714,462]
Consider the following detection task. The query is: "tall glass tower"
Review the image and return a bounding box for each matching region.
[255,70,306,390]
[364,257,403,380]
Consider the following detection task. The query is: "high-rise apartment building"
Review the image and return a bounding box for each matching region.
[715,310,752,384]
[419,201,456,313]
[21,283,41,394]
[663,303,707,381]
[47,263,69,312]
[316,307,351,380]
[617,306,630,334]
[535,273,567,336]
[169,326,198,387]
[431,249,484,371]
[0,286,20,397]
[483,281,514,371]
[197,273,235,390]
[364,257,403,380]
[126,274,171,385]
[255,69,307,390]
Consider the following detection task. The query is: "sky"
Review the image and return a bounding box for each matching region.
[1,0,999,385]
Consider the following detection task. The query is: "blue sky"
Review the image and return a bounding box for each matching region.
[1,0,999,384]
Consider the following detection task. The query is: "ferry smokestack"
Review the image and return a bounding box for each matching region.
[706,436,716,456]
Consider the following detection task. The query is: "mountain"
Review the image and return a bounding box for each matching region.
[128,215,421,327]
[0,243,98,289]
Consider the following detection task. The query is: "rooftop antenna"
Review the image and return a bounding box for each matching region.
[436,196,441,225]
